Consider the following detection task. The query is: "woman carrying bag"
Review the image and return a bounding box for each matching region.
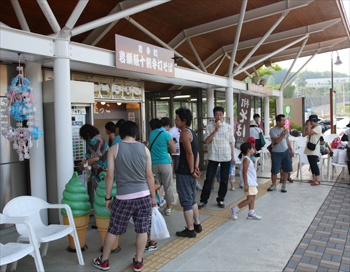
[249,120,265,157]
[302,115,322,186]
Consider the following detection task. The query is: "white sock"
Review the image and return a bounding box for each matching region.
[233,206,239,213]
[249,209,254,215]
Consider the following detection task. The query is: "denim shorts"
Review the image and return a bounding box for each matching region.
[271,149,293,174]
[175,174,196,211]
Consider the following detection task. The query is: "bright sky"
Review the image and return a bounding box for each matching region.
[277,0,350,75]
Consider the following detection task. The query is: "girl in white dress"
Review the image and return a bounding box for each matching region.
[230,142,261,220]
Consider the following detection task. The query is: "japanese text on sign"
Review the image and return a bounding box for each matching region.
[235,93,251,148]
[116,34,174,78]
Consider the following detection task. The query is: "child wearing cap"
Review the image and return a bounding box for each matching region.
[247,137,257,162]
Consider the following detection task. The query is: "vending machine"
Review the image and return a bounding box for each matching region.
[43,80,94,223]
[72,107,87,186]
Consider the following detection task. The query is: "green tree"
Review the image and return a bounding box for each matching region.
[256,63,282,78]
[283,84,295,98]
[295,72,307,87]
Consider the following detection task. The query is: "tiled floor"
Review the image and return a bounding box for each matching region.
[284,177,350,272]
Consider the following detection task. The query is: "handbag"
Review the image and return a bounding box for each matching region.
[259,131,266,147]
[150,207,170,240]
[307,136,320,151]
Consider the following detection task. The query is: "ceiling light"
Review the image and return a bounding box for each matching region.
[117,102,122,106]
[174,95,190,99]
[100,101,106,105]
[190,98,197,101]
[160,97,170,100]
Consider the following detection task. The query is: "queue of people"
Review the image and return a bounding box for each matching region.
[84,108,348,272]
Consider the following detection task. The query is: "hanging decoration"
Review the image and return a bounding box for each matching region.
[1,55,43,161]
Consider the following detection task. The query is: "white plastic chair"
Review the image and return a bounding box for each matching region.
[328,149,348,180]
[294,148,322,182]
[3,196,84,266]
[0,213,44,272]
[297,137,307,149]
[260,139,271,172]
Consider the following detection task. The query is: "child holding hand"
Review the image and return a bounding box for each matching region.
[230,142,261,220]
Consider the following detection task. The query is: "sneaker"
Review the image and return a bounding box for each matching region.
[288,177,294,183]
[230,186,235,191]
[194,223,202,233]
[268,185,276,191]
[217,201,225,208]
[176,227,196,238]
[144,241,157,252]
[196,182,203,191]
[133,258,143,272]
[247,213,262,220]
[281,185,287,193]
[163,208,171,216]
[230,206,238,220]
[92,255,110,271]
[198,202,206,209]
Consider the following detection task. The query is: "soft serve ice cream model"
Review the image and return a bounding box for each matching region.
[94,172,120,253]
[61,172,91,252]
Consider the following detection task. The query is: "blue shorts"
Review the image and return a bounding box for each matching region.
[175,174,196,211]
[271,149,293,174]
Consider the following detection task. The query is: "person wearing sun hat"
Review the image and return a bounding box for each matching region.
[302,114,322,186]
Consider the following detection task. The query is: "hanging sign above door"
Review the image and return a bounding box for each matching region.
[115,34,175,78]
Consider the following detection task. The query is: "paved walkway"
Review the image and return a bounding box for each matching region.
[284,178,350,272]
[1,163,348,272]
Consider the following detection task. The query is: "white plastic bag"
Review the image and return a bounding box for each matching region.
[150,207,170,240]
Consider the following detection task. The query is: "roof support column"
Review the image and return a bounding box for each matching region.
[226,81,234,135]
[207,88,215,118]
[264,96,270,136]
[278,88,283,115]
[26,61,48,224]
[228,0,247,78]
[280,37,308,89]
[53,39,73,223]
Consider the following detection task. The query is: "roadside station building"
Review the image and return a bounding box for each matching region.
[0,0,349,223]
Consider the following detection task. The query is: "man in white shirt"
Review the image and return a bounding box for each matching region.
[199,107,235,208]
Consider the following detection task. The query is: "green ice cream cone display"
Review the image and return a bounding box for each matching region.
[94,172,120,253]
[61,172,90,252]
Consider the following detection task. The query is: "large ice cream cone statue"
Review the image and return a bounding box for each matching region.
[61,172,91,252]
[94,172,120,253]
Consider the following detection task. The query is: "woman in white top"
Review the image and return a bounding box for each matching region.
[249,120,263,157]
[302,115,322,186]
[230,142,261,220]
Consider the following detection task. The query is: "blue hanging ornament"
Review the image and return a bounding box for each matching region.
[0,56,44,161]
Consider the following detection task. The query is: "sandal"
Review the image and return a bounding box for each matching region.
[311,181,320,186]
[308,179,315,183]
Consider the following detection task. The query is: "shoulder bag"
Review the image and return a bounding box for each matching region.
[259,128,266,147]
[149,131,164,151]
[307,136,320,151]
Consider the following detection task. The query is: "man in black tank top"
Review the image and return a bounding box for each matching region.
[174,108,202,238]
